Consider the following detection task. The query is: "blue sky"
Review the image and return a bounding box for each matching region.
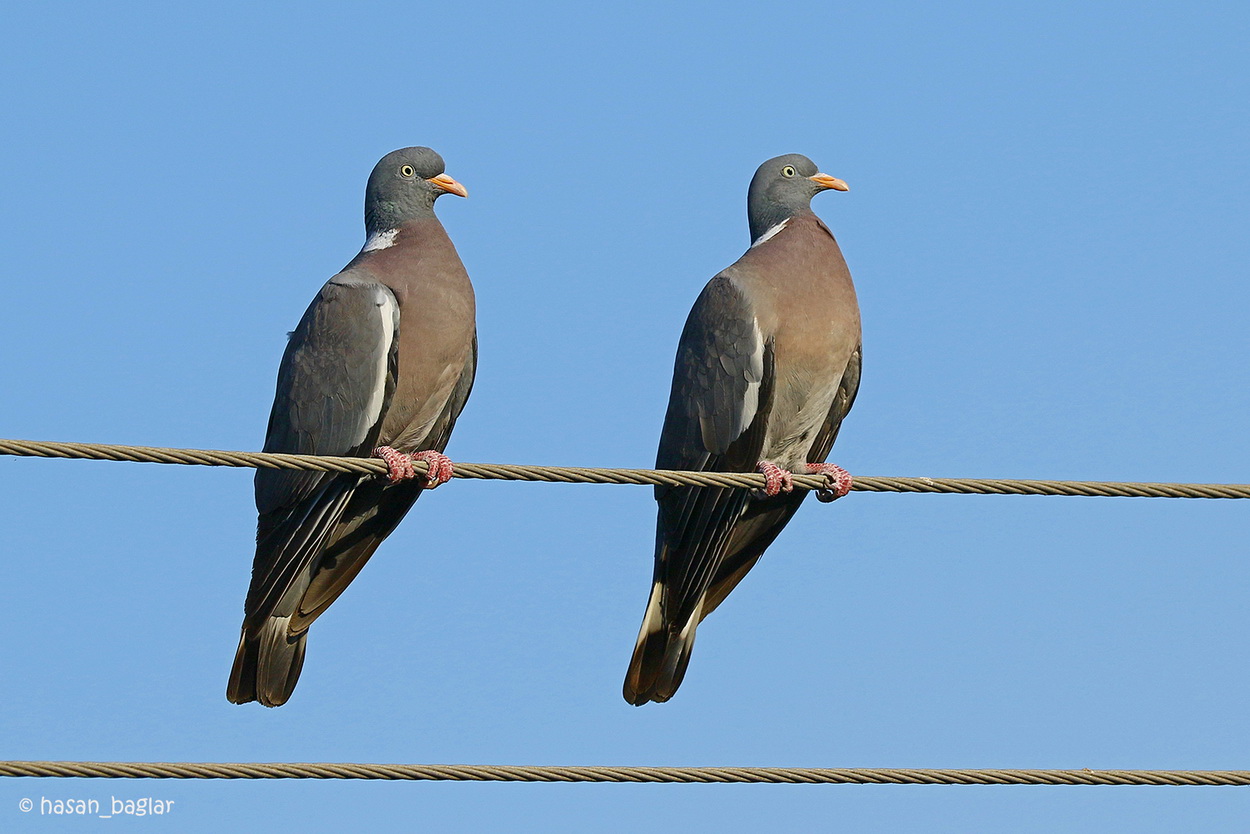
[2,1,1249,830]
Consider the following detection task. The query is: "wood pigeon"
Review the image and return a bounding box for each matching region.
[228,147,477,707]
[624,154,861,705]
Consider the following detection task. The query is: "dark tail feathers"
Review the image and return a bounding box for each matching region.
[226,617,308,708]
[623,582,701,705]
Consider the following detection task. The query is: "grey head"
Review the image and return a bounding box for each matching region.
[746,154,848,243]
[364,147,468,234]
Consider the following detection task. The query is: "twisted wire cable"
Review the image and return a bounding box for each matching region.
[0,760,1247,785]
[1,437,1246,498]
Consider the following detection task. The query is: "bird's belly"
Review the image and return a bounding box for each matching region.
[748,259,859,470]
[377,273,475,451]
[379,361,462,451]
[759,376,840,468]
[378,323,473,450]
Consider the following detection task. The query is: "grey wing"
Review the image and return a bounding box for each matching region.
[699,344,862,619]
[290,330,478,631]
[653,274,775,626]
[657,275,768,472]
[245,277,400,625]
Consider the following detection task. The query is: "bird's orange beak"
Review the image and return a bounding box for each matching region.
[809,173,849,192]
[429,173,468,198]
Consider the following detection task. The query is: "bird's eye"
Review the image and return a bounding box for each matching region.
[781,165,797,178]
[399,165,416,178]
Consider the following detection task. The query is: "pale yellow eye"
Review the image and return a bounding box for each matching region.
[781,165,796,178]
[400,165,415,178]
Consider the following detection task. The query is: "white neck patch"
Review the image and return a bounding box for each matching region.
[750,218,789,248]
[362,228,399,253]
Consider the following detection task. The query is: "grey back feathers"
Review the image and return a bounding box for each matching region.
[747,154,824,243]
[365,147,453,234]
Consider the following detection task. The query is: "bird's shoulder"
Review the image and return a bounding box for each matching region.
[683,270,762,348]
[291,271,398,336]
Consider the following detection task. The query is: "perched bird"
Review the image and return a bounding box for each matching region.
[624,154,861,706]
[228,147,477,707]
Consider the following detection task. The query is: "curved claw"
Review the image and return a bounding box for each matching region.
[807,462,853,502]
[412,450,455,488]
[756,460,794,497]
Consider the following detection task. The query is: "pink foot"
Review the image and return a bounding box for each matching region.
[807,462,853,503]
[412,450,454,488]
[373,447,455,488]
[374,446,417,483]
[756,460,794,497]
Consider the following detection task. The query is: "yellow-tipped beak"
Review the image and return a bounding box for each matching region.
[809,173,849,192]
[429,173,468,198]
